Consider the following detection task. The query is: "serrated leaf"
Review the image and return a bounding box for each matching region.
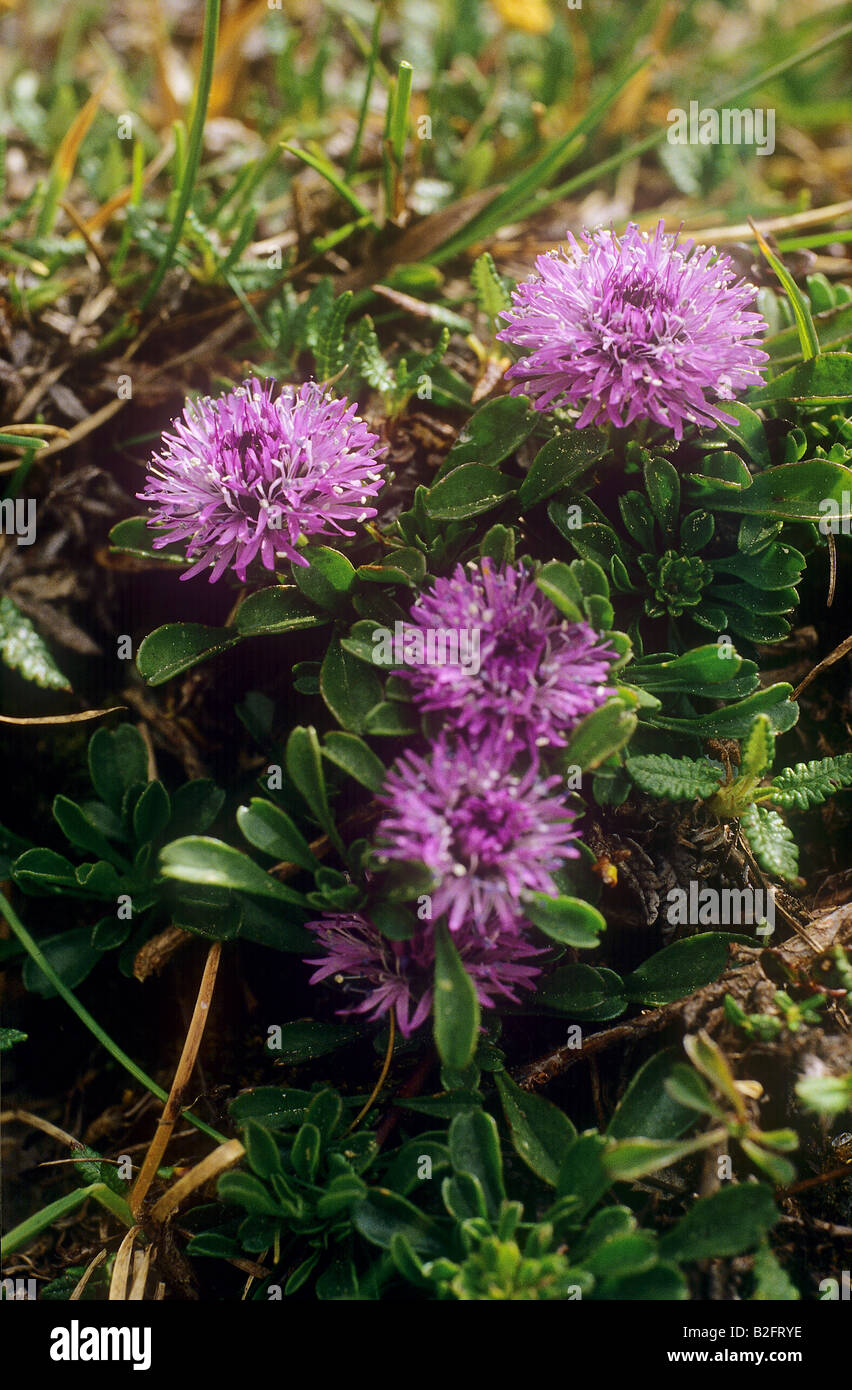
[741,804,799,882]
[0,596,70,690]
[626,753,724,801]
[767,751,852,809]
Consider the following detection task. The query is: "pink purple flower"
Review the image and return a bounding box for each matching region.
[374,737,579,934]
[305,911,543,1036]
[394,559,615,753]
[138,378,385,581]
[497,221,768,440]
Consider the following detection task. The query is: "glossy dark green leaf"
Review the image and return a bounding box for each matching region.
[434,395,533,479]
[286,725,342,851]
[292,546,356,610]
[659,1184,777,1261]
[519,431,604,509]
[267,1020,364,1063]
[88,726,149,813]
[160,836,306,905]
[448,1110,505,1218]
[321,731,386,794]
[433,921,480,1070]
[137,623,240,685]
[524,893,606,948]
[494,1069,576,1186]
[22,928,101,997]
[235,586,326,636]
[607,1050,700,1140]
[425,463,516,521]
[320,635,383,734]
[237,798,317,871]
[624,933,751,1006]
[747,351,852,405]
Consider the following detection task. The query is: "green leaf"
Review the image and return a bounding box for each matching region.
[160,837,306,906]
[267,1020,364,1063]
[137,623,239,685]
[519,432,604,510]
[747,352,852,405]
[643,455,680,533]
[470,250,511,331]
[535,560,584,622]
[602,1131,719,1181]
[292,547,357,611]
[290,1123,322,1183]
[107,516,190,565]
[433,921,480,1070]
[741,804,799,882]
[0,596,69,690]
[659,1184,777,1261]
[629,646,744,694]
[434,395,533,479]
[424,463,516,521]
[607,1051,700,1141]
[767,751,852,809]
[448,1110,505,1219]
[235,586,326,636]
[320,635,383,734]
[352,1191,445,1259]
[22,928,101,997]
[12,847,79,893]
[740,714,774,780]
[560,699,637,771]
[217,1172,282,1217]
[0,1027,27,1051]
[523,893,605,949]
[170,780,225,836]
[795,1072,852,1117]
[236,798,318,871]
[52,797,128,869]
[243,1120,283,1181]
[229,1087,313,1129]
[715,402,771,466]
[536,964,627,1021]
[494,1070,576,1186]
[751,1240,800,1301]
[624,934,749,1007]
[596,1263,687,1301]
[286,726,343,852]
[556,1132,610,1218]
[683,1031,744,1113]
[626,753,724,801]
[690,460,852,522]
[643,683,798,740]
[322,732,386,793]
[133,780,171,844]
[751,222,819,361]
[88,726,149,813]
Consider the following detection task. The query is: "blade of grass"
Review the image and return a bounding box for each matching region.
[284,142,371,219]
[1,1183,134,1257]
[749,216,819,360]
[430,56,649,262]
[345,1,385,181]
[36,77,109,237]
[139,0,222,311]
[0,891,226,1145]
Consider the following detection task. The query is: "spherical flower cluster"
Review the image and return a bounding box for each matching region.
[305,911,543,1036]
[497,220,768,440]
[138,378,385,582]
[375,736,579,934]
[394,559,615,752]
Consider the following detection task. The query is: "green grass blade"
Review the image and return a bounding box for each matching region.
[1,1182,133,1257]
[139,0,221,310]
[282,143,371,219]
[749,217,819,361]
[0,892,226,1145]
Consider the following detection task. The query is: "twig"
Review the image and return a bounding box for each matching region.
[792,631,852,701]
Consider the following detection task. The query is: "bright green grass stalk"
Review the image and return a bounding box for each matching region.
[0,893,226,1146]
[1,1183,134,1258]
[139,0,221,311]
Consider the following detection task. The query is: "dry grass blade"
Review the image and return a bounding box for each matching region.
[130,941,222,1217]
[69,1248,107,1301]
[151,1139,245,1223]
[128,1246,154,1300]
[0,707,126,725]
[792,631,852,701]
[108,1226,140,1300]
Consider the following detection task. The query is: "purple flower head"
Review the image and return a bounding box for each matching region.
[138,378,385,581]
[497,221,768,440]
[375,736,579,934]
[394,559,616,753]
[305,911,543,1036]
